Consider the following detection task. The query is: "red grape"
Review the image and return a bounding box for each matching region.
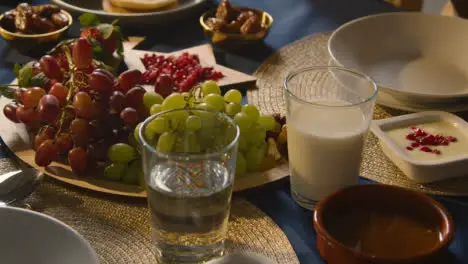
[70,118,89,146]
[34,133,50,150]
[89,119,104,139]
[68,147,88,175]
[73,91,95,119]
[39,55,63,81]
[89,70,113,95]
[55,133,73,154]
[72,38,93,70]
[23,87,46,108]
[120,107,138,127]
[15,88,26,104]
[136,105,149,121]
[38,94,60,124]
[42,126,57,138]
[124,86,146,108]
[109,91,125,112]
[3,104,19,123]
[118,69,142,93]
[35,139,58,167]
[16,106,39,125]
[87,140,108,161]
[102,32,118,54]
[94,69,115,81]
[155,74,173,98]
[49,83,68,106]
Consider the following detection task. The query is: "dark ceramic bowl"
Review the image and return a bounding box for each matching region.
[0,9,72,56]
[313,184,454,264]
[199,7,273,50]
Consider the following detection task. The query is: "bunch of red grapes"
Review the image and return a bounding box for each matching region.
[2,37,148,175]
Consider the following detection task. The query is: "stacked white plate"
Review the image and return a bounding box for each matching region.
[329,12,468,112]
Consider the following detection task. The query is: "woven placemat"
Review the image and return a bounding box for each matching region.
[248,32,468,196]
[0,158,298,264]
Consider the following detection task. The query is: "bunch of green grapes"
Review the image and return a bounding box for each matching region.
[136,80,280,176]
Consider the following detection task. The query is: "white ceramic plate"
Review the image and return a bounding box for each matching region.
[0,206,99,264]
[52,0,209,24]
[377,90,468,113]
[371,111,468,183]
[329,12,468,102]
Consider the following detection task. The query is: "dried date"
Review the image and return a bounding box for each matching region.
[240,16,262,35]
[51,12,69,28]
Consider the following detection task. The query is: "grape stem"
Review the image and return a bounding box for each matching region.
[54,45,77,139]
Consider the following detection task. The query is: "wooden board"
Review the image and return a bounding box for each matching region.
[124,44,257,89]
[0,44,288,198]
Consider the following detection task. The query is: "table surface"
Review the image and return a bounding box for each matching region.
[1,0,468,263]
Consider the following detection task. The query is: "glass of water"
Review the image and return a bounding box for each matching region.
[284,66,378,210]
[139,108,240,263]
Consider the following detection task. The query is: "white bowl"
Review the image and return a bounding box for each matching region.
[0,206,99,264]
[329,12,468,102]
[371,111,468,183]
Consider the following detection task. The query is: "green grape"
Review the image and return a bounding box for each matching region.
[186,115,202,131]
[249,123,267,144]
[157,131,175,153]
[238,134,248,152]
[122,160,143,185]
[150,104,163,115]
[143,92,164,110]
[203,94,225,112]
[147,116,170,135]
[108,143,137,163]
[128,129,139,148]
[202,80,221,95]
[234,112,253,133]
[167,110,189,129]
[257,115,276,131]
[224,89,242,104]
[236,152,247,175]
[104,163,127,181]
[246,142,267,172]
[225,102,241,116]
[181,92,195,107]
[241,104,260,122]
[134,123,142,142]
[196,102,215,111]
[187,132,201,153]
[162,93,185,111]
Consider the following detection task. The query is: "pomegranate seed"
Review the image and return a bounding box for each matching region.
[406,146,414,151]
[411,143,420,148]
[433,149,441,155]
[420,147,432,153]
[141,52,224,92]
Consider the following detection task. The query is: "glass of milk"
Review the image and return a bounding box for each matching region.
[284,66,378,210]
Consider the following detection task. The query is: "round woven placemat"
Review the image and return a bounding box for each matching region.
[248,32,468,197]
[0,158,298,264]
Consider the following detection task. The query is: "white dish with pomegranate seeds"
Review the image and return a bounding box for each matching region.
[371,111,468,183]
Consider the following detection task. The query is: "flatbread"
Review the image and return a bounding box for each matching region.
[109,0,177,10]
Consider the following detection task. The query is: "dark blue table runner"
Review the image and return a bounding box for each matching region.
[1,0,467,263]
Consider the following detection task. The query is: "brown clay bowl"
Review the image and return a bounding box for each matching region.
[199,7,273,50]
[0,9,72,56]
[313,184,454,264]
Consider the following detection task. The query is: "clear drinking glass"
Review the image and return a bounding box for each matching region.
[284,66,378,210]
[138,108,240,263]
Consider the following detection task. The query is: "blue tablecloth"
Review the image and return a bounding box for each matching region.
[1,1,468,263]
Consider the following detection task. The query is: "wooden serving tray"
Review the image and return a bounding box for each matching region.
[0,44,288,198]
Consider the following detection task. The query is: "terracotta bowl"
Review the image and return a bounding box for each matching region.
[199,7,273,50]
[313,184,454,264]
[0,9,72,56]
